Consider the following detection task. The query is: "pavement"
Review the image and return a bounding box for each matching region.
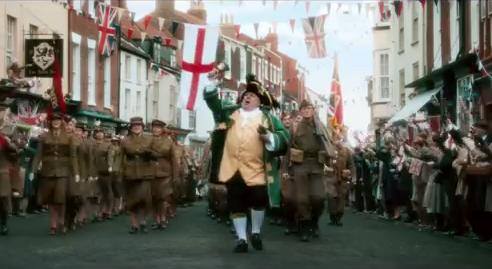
[1,203,491,269]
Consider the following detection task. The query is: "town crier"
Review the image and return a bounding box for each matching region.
[204,74,289,253]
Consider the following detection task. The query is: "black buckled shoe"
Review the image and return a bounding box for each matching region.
[233,239,249,253]
[250,233,263,251]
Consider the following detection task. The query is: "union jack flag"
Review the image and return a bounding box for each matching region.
[97,4,117,56]
[302,15,327,59]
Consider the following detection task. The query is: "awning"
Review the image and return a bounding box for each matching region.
[388,88,441,124]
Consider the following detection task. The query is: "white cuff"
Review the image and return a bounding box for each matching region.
[265,132,276,151]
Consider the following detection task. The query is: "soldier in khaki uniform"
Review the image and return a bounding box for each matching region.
[108,136,123,215]
[121,117,153,233]
[31,112,79,235]
[290,100,327,242]
[326,138,354,226]
[76,124,94,226]
[93,128,113,220]
[149,119,177,230]
[65,119,84,231]
[173,143,186,207]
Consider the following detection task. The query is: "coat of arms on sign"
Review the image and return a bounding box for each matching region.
[32,42,55,70]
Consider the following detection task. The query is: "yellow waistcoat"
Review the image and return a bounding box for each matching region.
[219,110,266,186]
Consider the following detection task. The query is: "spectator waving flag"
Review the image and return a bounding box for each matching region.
[302,15,327,58]
[97,3,117,56]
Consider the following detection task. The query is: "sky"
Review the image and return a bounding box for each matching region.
[127,0,374,135]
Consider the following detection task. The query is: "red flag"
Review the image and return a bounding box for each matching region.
[234,25,241,38]
[164,37,172,46]
[143,15,152,30]
[289,19,296,33]
[51,57,66,114]
[329,54,343,127]
[418,0,426,9]
[378,0,386,21]
[127,27,134,39]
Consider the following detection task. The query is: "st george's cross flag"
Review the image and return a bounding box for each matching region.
[329,54,343,127]
[302,15,327,58]
[97,3,117,56]
[179,24,219,110]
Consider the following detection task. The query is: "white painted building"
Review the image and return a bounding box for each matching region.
[0,1,69,94]
[119,39,148,123]
[147,70,180,125]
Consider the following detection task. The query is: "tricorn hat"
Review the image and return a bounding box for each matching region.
[238,74,280,108]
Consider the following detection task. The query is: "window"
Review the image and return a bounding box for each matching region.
[224,42,231,79]
[6,16,16,67]
[72,0,82,12]
[29,24,38,38]
[125,55,131,80]
[104,57,111,108]
[88,40,96,106]
[380,53,389,99]
[71,37,81,100]
[413,62,419,81]
[136,91,142,114]
[153,42,161,64]
[189,110,196,130]
[153,100,158,118]
[399,69,405,107]
[412,2,419,44]
[263,60,268,83]
[88,0,95,18]
[170,50,176,68]
[240,49,246,82]
[124,89,131,112]
[137,59,142,84]
[489,0,492,14]
[252,56,256,75]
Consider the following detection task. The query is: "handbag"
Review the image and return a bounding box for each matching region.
[465,163,492,176]
[290,148,304,163]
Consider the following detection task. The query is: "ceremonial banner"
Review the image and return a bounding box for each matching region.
[179,24,219,110]
[302,15,327,58]
[25,39,63,77]
[329,54,343,127]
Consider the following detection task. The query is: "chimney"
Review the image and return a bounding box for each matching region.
[188,0,207,22]
[220,13,235,38]
[264,33,278,51]
[155,0,175,17]
[117,0,127,9]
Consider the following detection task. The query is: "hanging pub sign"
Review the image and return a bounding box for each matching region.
[24,39,63,77]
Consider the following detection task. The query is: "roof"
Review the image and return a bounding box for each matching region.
[119,37,150,59]
[144,10,205,25]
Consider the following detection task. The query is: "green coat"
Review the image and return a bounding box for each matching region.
[204,86,290,207]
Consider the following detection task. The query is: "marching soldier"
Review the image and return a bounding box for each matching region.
[279,113,296,235]
[326,137,354,227]
[93,128,113,220]
[108,136,123,216]
[76,123,94,226]
[121,117,153,234]
[31,112,79,235]
[290,100,327,242]
[149,119,177,230]
[65,119,84,231]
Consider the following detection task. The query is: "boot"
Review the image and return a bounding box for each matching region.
[300,221,311,242]
[336,214,343,226]
[233,239,248,253]
[329,215,337,226]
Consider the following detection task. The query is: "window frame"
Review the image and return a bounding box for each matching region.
[87,39,97,106]
[125,55,132,81]
[103,56,111,108]
[71,33,82,101]
[399,69,405,107]
[6,15,17,67]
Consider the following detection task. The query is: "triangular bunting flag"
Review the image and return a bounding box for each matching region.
[434,0,439,6]
[326,3,331,15]
[305,1,310,14]
[158,17,165,31]
[143,15,153,30]
[393,1,403,17]
[116,7,125,22]
[289,19,296,33]
[171,21,180,36]
[378,0,386,21]
[254,23,259,39]
[273,0,278,10]
[127,27,134,39]
[234,25,241,38]
[418,0,426,9]
[164,37,172,46]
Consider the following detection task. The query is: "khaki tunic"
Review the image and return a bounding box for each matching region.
[32,131,78,204]
[108,143,123,198]
[93,139,112,199]
[150,135,177,200]
[67,135,84,197]
[326,146,353,214]
[121,133,153,210]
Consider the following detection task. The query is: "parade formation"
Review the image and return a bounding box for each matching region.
[1,2,492,267]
